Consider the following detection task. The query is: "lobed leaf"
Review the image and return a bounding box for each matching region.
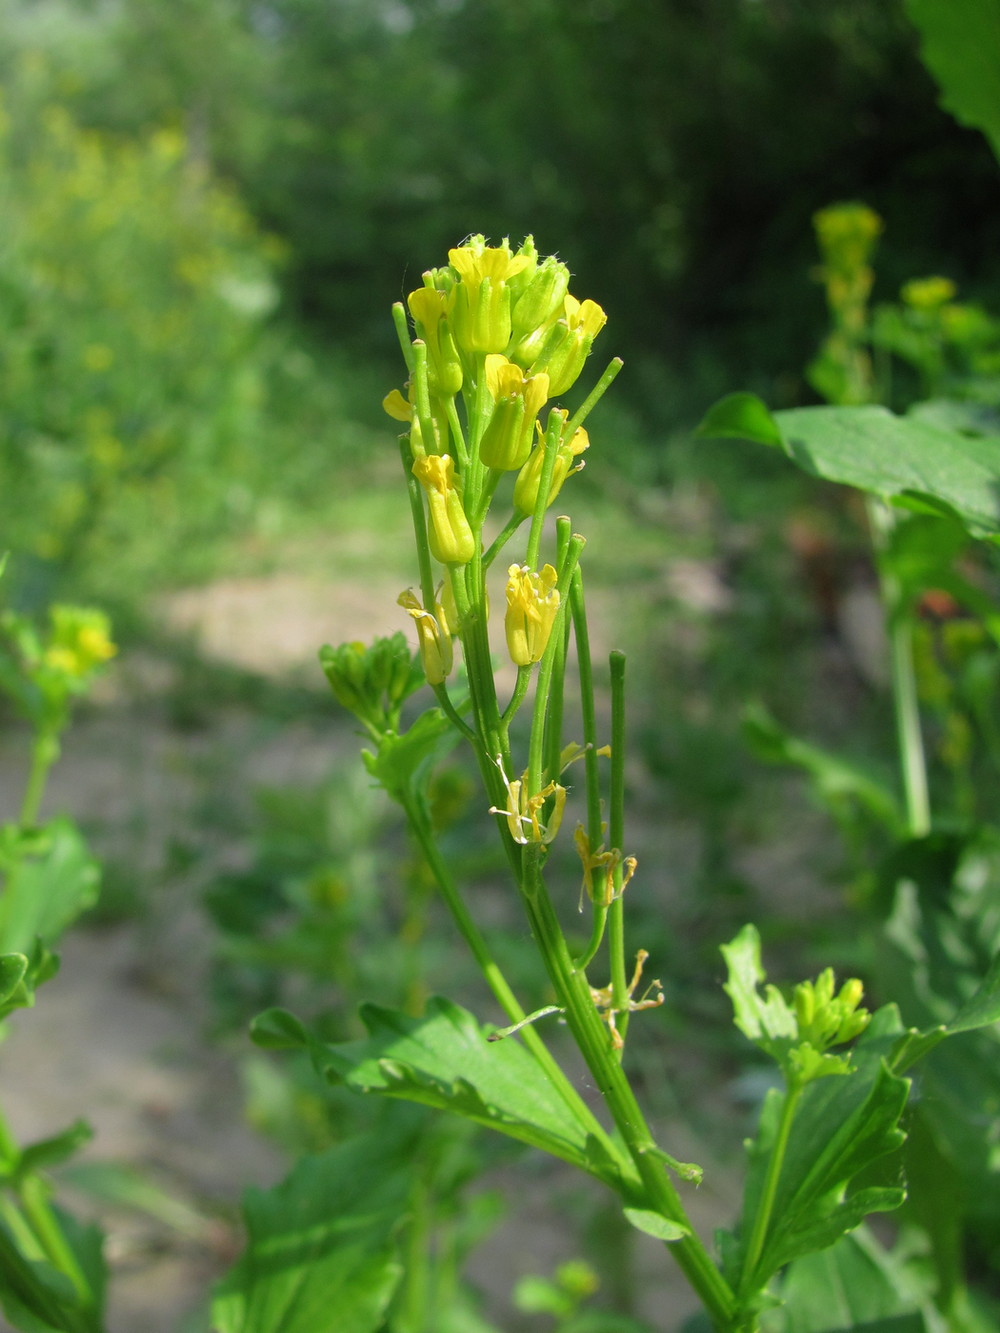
[255,996,630,1189]
[212,1133,406,1333]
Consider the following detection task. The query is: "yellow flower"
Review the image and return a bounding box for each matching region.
[408,287,463,397]
[383,387,413,421]
[398,588,453,685]
[479,355,550,470]
[448,236,532,355]
[530,295,607,396]
[513,421,588,514]
[412,454,475,565]
[490,756,566,845]
[43,606,116,680]
[901,276,957,311]
[504,563,559,666]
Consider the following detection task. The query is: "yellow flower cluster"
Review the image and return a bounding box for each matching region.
[42,606,116,681]
[383,237,605,576]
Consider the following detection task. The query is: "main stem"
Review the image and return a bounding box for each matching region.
[520,845,737,1330]
[867,497,931,836]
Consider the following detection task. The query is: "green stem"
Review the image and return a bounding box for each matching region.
[519,845,737,1330]
[572,567,609,969]
[401,796,618,1161]
[483,511,527,572]
[21,729,58,828]
[738,1079,803,1302]
[607,651,629,1048]
[867,497,931,836]
[564,358,624,438]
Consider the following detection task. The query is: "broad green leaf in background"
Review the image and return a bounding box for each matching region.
[695,394,1000,540]
[0,1211,103,1333]
[251,997,630,1190]
[904,0,1000,166]
[211,1132,406,1333]
[765,1226,934,1332]
[0,819,100,955]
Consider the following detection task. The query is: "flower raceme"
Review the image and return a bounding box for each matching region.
[505,563,560,667]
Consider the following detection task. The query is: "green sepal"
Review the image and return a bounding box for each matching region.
[252,996,633,1191]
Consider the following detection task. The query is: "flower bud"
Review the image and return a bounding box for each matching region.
[448,238,532,355]
[479,355,549,470]
[530,295,607,396]
[511,255,571,343]
[412,453,475,565]
[504,563,560,666]
[513,422,588,514]
[408,287,463,397]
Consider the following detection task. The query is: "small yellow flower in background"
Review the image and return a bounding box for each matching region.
[408,287,463,397]
[412,453,475,565]
[813,203,883,275]
[398,588,453,685]
[448,236,532,355]
[513,421,589,514]
[82,343,114,373]
[43,605,116,681]
[504,563,559,666]
[901,276,957,311]
[479,355,550,470]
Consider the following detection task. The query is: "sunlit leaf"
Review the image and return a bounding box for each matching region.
[212,1133,406,1333]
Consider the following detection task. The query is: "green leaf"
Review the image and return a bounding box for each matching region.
[727,1006,910,1296]
[904,0,1000,165]
[622,1208,690,1242]
[249,1008,309,1050]
[0,819,100,955]
[698,396,1000,539]
[212,1132,406,1333]
[0,1211,101,1333]
[18,1121,92,1179]
[0,941,61,1022]
[694,392,785,449]
[773,1226,932,1332]
[57,1161,211,1240]
[276,997,628,1189]
[362,708,461,806]
[945,949,1000,1034]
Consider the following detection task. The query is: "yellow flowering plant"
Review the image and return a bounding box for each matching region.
[237,236,1000,1333]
